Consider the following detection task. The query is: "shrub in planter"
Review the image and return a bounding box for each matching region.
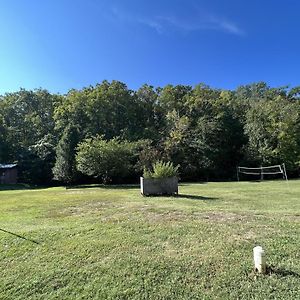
[141,161,179,196]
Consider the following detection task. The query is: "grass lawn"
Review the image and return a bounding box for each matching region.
[0,180,299,299]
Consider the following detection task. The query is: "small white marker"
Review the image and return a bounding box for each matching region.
[253,246,266,274]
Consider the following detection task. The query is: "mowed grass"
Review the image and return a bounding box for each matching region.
[0,181,299,300]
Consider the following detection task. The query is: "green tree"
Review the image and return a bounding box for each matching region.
[0,118,10,162]
[54,80,146,141]
[135,84,163,141]
[158,84,192,114]
[53,125,79,184]
[0,89,60,182]
[245,96,300,170]
[76,136,137,184]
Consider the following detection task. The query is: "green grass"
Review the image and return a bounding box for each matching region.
[0,180,299,299]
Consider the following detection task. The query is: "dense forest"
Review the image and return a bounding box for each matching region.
[0,81,299,185]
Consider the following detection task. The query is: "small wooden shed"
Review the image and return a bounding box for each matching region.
[0,164,18,184]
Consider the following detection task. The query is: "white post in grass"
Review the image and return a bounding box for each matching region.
[253,246,266,274]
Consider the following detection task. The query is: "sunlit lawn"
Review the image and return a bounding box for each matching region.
[0,180,299,299]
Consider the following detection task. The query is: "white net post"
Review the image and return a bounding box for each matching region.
[282,163,288,181]
[237,164,287,181]
[260,166,263,181]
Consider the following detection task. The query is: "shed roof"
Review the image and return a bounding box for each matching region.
[0,164,17,169]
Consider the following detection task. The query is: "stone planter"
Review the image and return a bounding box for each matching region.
[140,176,178,196]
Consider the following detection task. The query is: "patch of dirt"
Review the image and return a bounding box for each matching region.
[143,210,187,223]
[282,214,300,222]
[133,207,255,224]
[46,201,116,218]
[192,211,253,223]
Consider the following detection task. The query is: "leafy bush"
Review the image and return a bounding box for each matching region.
[76,136,137,183]
[134,139,162,172]
[143,161,179,179]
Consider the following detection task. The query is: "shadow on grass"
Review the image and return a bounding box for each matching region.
[68,182,210,190]
[177,194,217,201]
[0,228,40,244]
[68,184,139,190]
[142,194,217,201]
[0,184,47,191]
[179,182,208,186]
[267,266,300,278]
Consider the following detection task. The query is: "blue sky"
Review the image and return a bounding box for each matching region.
[0,0,300,94]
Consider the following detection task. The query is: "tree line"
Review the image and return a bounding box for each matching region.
[0,81,299,185]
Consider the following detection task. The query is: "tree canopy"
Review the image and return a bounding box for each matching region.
[0,81,299,184]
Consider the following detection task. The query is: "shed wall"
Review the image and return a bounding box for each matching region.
[0,168,18,184]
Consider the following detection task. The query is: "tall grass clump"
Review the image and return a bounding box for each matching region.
[143,161,179,179]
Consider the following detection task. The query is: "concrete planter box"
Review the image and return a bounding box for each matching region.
[140,176,178,196]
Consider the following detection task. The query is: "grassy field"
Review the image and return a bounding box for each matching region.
[0,180,299,299]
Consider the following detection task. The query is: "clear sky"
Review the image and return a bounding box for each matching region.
[0,0,300,94]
